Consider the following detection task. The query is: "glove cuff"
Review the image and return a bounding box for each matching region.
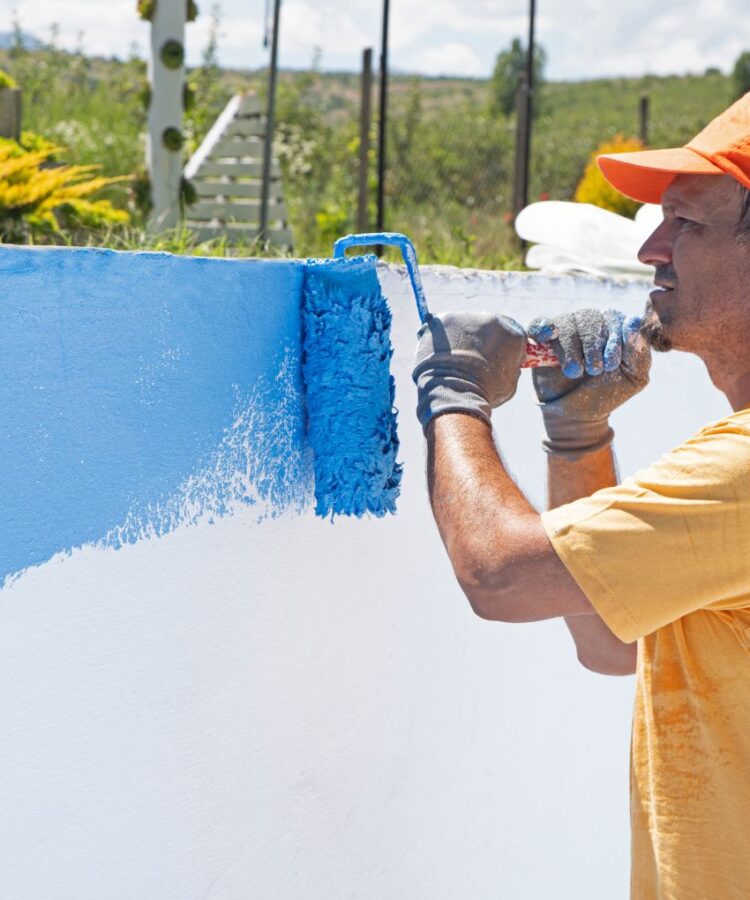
[540,411,613,460]
[415,372,491,434]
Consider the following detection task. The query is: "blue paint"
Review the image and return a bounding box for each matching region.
[528,319,557,344]
[0,245,311,585]
[602,310,626,372]
[623,314,643,342]
[302,254,402,518]
[563,358,583,379]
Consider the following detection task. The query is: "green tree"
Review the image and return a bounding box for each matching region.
[490,37,546,117]
[732,51,750,100]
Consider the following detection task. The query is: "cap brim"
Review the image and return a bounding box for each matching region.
[597,147,723,204]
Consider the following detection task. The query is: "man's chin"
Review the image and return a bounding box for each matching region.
[641,305,672,353]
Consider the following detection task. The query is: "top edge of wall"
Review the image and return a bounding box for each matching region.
[0,243,303,267]
[376,261,650,287]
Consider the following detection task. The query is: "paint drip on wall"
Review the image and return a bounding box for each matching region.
[105,348,313,550]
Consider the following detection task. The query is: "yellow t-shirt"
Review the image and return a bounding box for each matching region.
[541,407,750,900]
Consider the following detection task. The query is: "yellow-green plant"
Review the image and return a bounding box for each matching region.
[19,130,58,156]
[574,134,644,218]
[0,69,17,90]
[0,137,131,241]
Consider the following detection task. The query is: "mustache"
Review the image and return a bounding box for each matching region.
[654,264,677,284]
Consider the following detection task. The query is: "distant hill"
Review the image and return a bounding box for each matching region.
[0,31,44,51]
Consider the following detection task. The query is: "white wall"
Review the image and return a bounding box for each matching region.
[0,261,726,899]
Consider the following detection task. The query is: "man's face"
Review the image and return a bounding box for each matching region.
[637,174,750,357]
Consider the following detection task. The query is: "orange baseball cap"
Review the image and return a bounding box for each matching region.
[597,92,750,204]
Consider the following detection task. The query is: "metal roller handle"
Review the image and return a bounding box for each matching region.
[332,232,559,368]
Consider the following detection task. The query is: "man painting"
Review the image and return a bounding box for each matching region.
[414,95,750,898]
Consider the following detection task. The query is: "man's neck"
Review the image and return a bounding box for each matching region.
[705,362,750,411]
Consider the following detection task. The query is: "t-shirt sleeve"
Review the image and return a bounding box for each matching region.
[541,415,750,643]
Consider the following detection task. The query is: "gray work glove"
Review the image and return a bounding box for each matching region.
[528,309,651,459]
[412,311,527,434]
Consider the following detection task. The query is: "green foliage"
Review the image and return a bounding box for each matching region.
[315,202,349,247]
[274,60,355,254]
[0,69,17,90]
[3,31,146,183]
[139,80,152,110]
[162,127,184,151]
[732,51,750,100]
[131,169,152,217]
[160,40,185,70]
[137,0,155,20]
[183,81,196,112]
[180,175,197,210]
[490,37,546,117]
[59,222,291,258]
[19,130,58,156]
[137,1,198,23]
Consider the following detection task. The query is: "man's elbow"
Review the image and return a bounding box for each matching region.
[454,558,527,623]
[577,649,637,677]
[449,519,547,622]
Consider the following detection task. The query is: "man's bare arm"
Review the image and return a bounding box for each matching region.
[548,451,637,676]
[426,413,595,622]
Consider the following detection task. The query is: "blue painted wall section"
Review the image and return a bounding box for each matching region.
[0,246,312,585]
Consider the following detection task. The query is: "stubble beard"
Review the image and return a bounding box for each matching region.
[641,299,673,353]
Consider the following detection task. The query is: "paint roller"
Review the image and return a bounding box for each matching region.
[301,233,557,520]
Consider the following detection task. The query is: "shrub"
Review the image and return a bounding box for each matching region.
[574,134,644,218]
[0,136,130,241]
[19,130,58,156]
[0,69,17,90]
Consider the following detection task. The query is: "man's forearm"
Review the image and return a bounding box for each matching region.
[425,413,595,622]
[427,413,538,590]
[548,450,637,675]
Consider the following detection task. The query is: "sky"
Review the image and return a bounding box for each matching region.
[1,0,750,81]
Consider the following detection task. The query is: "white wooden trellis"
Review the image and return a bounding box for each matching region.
[147,0,188,231]
[183,92,293,249]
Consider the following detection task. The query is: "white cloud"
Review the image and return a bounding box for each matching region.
[187,15,263,68]
[407,41,483,77]
[2,0,750,79]
[278,1,371,63]
[1,0,145,56]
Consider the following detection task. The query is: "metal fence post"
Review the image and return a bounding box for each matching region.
[358,48,373,234]
[0,88,21,140]
[376,0,390,255]
[639,94,650,145]
[513,72,529,218]
[260,0,282,245]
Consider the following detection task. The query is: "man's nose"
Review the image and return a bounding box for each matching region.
[638,219,673,267]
